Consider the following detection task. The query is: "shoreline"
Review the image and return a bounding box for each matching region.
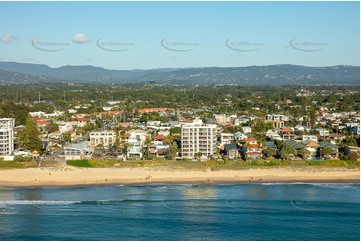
[0,166,359,188]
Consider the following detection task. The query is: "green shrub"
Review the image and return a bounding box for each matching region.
[0,158,37,169]
[67,159,91,167]
[13,155,32,162]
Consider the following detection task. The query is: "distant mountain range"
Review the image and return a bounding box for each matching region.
[0,61,359,86]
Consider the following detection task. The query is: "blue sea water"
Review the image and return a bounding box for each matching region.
[0,183,359,241]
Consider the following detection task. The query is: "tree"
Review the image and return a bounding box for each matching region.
[349,152,359,161]
[280,145,297,160]
[170,127,181,137]
[46,122,59,133]
[298,148,311,159]
[165,141,179,160]
[144,137,152,157]
[320,147,334,158]
[275,140,284,149]
[250,120,274,134]
[18,115,43,152]
[263,147,276,158]
[163,135,174,146]
[63,133,72,143]
[342,136,357,147]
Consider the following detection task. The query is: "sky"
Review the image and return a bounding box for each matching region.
[0,1,359,70]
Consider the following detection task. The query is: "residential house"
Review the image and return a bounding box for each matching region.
[119,123,131,129]
[234,116,248,126]
[29,111,46,117]
[266,141,277,149]
[75,118,90,127]
[266,129,282,141]
[58,122,74,133]
[294,125,311,133]
[215,114,231,125]
[48,130,62,140]
[68,109,77,114]
[149,142,169,157]
[222,144,239,159]
[35,117,50,129]
[205,117,216,124]
[283,140,306,151]
[242,126,252,134]
[158,130,170,137]
[89,131,116,149]
[234,132,248,141]
[244,137,263,159]
[154,134,166,142]
[127,139,143,159]
[280,127,297,140]
[126,130,148,159]
[302,135,318,142]
[314,128,330,137]
[327,133,346,142]
[318,141,339,159]
[102,106,113,111]
[302,140,320,157]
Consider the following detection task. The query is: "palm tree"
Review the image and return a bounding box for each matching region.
[144,137,152,157]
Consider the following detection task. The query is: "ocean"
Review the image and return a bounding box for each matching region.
[0,183,359,241]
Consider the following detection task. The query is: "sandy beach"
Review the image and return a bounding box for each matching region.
[0,166,359,187]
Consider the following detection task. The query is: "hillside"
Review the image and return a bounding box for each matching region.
[0,61,359,86]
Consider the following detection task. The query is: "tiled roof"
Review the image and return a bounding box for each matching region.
[154,135,166,140]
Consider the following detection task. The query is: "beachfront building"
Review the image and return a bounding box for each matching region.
[181,120,217,159]
[244,137,263,159]
[64,141,91,160]
[0,118,15,157]
[126,130,148,159]
[89,131,116,149]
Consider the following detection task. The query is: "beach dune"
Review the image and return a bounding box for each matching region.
[0,166,359,187]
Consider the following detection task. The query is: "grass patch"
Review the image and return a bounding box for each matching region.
[307,159,360,167]
[0,159,38,169]
[66,157,359,170]
[66,159,118,168]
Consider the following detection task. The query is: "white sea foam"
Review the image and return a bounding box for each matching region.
[0,200,78,205]
[309,183,360,191]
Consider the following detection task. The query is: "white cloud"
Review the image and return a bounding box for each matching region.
[1,34,18,43]
[72,33,90,43]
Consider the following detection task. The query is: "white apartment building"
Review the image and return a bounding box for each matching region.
[220,133,234,145]
[0,118,15,156]
[89,131,116,149]
[181,121,217,159]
